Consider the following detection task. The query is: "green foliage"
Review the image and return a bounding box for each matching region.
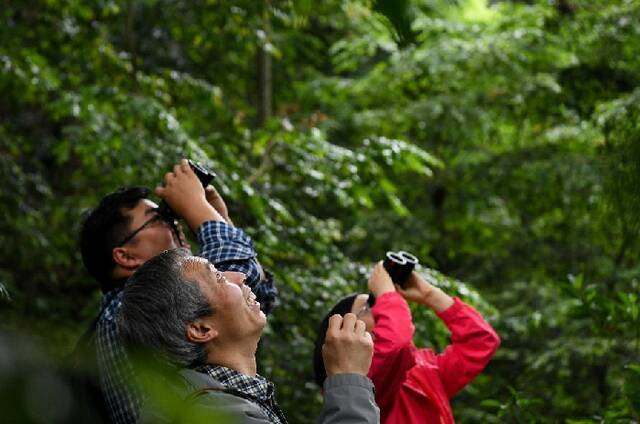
[2,0,640,422]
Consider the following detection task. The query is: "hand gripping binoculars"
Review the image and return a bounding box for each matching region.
[157,159,216,222]
[157,160,216,246]
[382,251,419,289]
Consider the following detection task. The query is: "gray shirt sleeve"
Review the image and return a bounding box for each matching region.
[318,373,380,424]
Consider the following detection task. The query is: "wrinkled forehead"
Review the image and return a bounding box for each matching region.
[180,256,217,279]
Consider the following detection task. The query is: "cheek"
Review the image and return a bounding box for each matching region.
[137,230,177,257]
[219,285,243,306]
[154,227,177,248]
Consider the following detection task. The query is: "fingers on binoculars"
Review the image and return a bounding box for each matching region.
[327,313,356,333]
[341,313,358,331]
[328,312,368,330]
[327,314,343,332]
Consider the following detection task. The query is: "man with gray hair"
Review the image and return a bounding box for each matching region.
[80,159,277,423]
[117,248,379,423]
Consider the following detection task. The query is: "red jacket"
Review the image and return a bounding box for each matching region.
[368,292,500,424]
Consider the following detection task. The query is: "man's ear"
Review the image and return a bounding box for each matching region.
[112,247,143,270]
[186,319,219,344]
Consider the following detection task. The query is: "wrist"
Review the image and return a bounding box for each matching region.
[183,201,224,232]
[419,286,436,305]
[421,287,454,312]
[328,367,367,378]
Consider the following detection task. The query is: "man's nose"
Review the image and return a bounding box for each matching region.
[224,271,247,286]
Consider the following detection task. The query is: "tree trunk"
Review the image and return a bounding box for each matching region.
[256,4,272,126]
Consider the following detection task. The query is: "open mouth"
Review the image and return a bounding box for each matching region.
[245,290,259,308]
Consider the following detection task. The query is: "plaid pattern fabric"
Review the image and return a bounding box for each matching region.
[96,290,142,424]
[198,221,277,314]
[96,220,278,424]
[195,365,287,424]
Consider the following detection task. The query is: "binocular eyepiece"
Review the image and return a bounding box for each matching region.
[382,251,419,288]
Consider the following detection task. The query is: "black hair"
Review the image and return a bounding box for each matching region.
[80,187,150,293]
[312,294,358,388]
[116,248,213,367]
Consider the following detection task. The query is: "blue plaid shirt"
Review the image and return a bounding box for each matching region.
[95,220,278,424]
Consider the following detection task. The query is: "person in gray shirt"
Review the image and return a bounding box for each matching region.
[117,248,378,423]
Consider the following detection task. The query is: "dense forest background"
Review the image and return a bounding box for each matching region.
[1,0,640,422]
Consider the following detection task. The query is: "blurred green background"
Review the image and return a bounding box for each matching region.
[1,0,640,422]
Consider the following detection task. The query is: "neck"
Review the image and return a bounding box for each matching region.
[207,337,259,376]
[111,267,135,282]
[103,275,130,294]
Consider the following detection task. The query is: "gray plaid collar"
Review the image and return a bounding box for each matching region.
[196,364,275,402]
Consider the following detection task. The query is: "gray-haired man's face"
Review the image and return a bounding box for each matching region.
[182,257,266,340]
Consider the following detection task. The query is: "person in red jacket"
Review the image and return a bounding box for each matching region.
[313,262,500,424]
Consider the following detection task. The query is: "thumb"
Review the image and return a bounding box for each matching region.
[205,185,219,198]
[395,284,407,294]
[155,186,165,198]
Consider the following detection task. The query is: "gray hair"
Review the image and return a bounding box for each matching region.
[116,248,212,367]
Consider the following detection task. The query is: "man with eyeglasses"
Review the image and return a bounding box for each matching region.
[79,159,277,424]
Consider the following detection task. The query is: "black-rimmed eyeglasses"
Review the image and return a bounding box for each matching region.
[117,211,165,247]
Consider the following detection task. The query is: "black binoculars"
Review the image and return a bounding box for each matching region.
[157,159,216,222]
[382,251,419,289]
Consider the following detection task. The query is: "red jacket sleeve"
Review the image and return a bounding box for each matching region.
[369,292,417,415]
[434,297,500,398]
[371,292,415,353]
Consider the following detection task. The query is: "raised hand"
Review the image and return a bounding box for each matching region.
[155,159,223,232]
[322,313,373,378]
[367,261,395,297]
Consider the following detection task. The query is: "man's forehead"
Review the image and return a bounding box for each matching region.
[181,256,217,276]
[123,198,158,217]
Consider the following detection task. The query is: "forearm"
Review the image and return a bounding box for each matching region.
[421,286,454,313]
[318,374,379,424]
[371,292,415,351]
[182,201,225,234]
[435,298,501,396]
[197,220,257,264]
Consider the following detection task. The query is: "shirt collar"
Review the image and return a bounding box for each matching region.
[195,364,275,402]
